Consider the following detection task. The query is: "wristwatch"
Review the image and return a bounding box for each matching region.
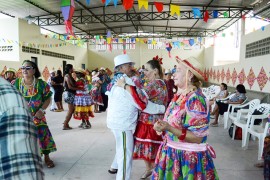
[39,108,46,114]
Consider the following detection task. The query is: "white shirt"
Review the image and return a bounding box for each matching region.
[106,74,165,131]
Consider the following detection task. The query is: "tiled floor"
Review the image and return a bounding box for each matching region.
[43,106,263,180]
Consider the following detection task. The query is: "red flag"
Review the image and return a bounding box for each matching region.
[102,0,105,3]
[123,0,134,10]
[203,10,209,22]
[154,2,163,13]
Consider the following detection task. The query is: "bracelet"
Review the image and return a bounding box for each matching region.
[124,83,128,90]
[178,128,187,141]
[39,108,46,114]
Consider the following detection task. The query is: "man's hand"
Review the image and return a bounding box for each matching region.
[116,78,126,88]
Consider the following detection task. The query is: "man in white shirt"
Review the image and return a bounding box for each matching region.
[106,54,165,180]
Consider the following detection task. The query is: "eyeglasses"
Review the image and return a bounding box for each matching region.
[21,66,34,70]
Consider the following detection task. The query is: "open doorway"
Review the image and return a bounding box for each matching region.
[63,60,66,73]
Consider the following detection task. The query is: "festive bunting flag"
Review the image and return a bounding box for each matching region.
[213,10,218,18]
[166,43,172,58]
[170,4,180,17]
[192,8,201,18]
[223,12,229,18]
[154,2,163,13]
[261,26,265,31]
[86,0,90,5]
[138,0,148,10]
[105,0,111,6]
[61,0,75,35]
[189,39,195,46]
[101,0,105,3]
[123,0,134,10]
[203,10,209,22]
[113,0,118,7]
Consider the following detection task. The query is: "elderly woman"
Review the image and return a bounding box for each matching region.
[209,83,229,114]
[5,68,17,83]
[14,60,57,168]
[152,57,219,179]
[211,84,247,127]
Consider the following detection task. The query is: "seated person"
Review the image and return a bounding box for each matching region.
[211,84,247,127]
[209,83,229,113]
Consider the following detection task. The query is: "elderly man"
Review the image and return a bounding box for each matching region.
[106,54,165,180]
[0,77,44,179]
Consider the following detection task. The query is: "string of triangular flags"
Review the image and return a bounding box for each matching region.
[73,0,250,23]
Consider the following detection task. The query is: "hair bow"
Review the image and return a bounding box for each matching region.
[153,55,163,64]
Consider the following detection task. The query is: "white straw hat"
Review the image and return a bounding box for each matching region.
[114,54,135,68]
[175,56,207,81]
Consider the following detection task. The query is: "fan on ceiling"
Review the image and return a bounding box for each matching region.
[24,15,36,24]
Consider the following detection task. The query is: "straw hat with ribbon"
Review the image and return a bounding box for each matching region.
[6,68,17,74]
[175,56,207,81]
[74,69,86,75]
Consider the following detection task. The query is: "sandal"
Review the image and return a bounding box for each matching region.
[254,162,264,168]
[210,123,218,127]
[108,168,118,174]
[45,159,55,168]
[141,170,152,179]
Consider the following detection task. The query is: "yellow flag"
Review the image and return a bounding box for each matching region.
[136,38,140,42]
[138,0,148,10]
[107,37,112,44]
[152,40,157,45]
[170,4,180,16]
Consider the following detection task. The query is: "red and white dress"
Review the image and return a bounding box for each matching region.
[133,79,168,162]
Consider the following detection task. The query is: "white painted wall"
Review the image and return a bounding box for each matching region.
[205,24,270,93]
[0,18,88,77]
[88,42,204,72]
[0,18,20,62]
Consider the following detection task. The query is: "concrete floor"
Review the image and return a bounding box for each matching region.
[43,105,263,180]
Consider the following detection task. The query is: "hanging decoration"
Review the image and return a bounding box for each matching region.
[138,0,148,10]
[223,11,229,18]
[203,10,209,22]
[107,30,112,51]
[213,10,218,18]
[123,0,134,10]
[189,39,195,46]
[166,43,172,58]
[170,4,180,17]
[61,0,75,35]
[192,8,201,18]
[261,26,265,31]
[101,0,105,3]
[123,39,126,54]
[154,2,163,13]
[86,0,90,5]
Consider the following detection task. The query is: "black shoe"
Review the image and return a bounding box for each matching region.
[108,168,118,174]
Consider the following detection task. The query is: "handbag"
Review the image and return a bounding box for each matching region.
[228,124,242,140]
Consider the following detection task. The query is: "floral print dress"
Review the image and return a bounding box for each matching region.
[152,89,219,180]
[14,78,57,155]
[133,79,168,162]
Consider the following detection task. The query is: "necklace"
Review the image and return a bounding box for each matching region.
[20,77,36,107]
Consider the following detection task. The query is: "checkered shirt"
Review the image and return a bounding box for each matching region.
[0,78,44,180]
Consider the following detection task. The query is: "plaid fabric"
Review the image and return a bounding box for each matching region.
[0,78,44,180]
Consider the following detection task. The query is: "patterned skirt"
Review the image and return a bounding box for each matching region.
[74,94,94,120]
[133,121,163,162]
[152,143,219,180]
[90,89,103,105]
[33,116,57,155]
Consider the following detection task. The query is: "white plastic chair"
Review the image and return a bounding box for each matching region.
[216,93,235,124]
[227,99,261,130]
[221,95,248,129]
[244,104,270,160]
